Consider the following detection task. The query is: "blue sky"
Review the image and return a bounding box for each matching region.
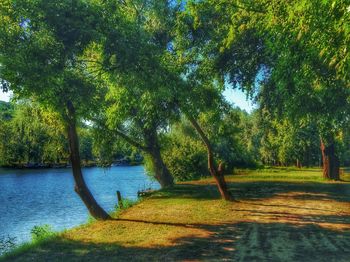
[223,88,255,113]
[0,90,11,102]
[0,89,254,112]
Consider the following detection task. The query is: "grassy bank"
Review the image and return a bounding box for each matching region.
[2,168,350,261]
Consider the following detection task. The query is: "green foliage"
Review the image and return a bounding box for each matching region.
[91,123,142,166]
[78,126,94,164]
[161,107,257,182]
[114,198,138,216]
[0,101,69,166]
[0,100,138,166]
[162,130,208,181]
[30,225,55,242]
[175,0,350,174]
[1,0,350,184]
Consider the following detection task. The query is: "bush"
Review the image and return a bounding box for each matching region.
[30,225,55,242]
[162,138,208,181]
[114,198,138,214]
[159,110,258,182]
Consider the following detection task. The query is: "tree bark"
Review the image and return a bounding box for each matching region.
[296,159,301,168]
[187,116,233,201]
[143,128,174,188]
[66,101,111,220]
[100,119,174,188]
[148,146,174,188]
[320,139,340,180]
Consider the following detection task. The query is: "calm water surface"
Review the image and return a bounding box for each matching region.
[0,166,159,244]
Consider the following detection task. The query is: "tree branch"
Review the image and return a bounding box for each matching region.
[92,117,150,152]
[187,115,213,152]
[113,128,150,152]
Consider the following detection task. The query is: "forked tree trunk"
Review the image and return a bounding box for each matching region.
[320,139,340,180]
[187,116,233,201]
[66,101,111,220]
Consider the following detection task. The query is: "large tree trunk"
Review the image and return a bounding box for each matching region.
[148,146,174,188]
[66,101,111,220]
[111,125,174,188]
[187,116,233,201]
[320,139,340,180]
[144,128,174,188]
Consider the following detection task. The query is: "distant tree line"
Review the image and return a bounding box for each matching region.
[3,99,350,180]
[0,100,141,167]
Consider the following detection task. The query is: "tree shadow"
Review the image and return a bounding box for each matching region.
[3,179,349,261]
[151,180,350,203]
[230,181,350,203]
[4,221,350,262]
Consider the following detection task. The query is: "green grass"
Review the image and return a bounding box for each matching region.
[232,167,337,181]
[1,167,350,261]
[1,225,58,261]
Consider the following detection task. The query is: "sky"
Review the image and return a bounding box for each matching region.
[223,88,255,113]
[0,90,11,102]
[0,89,255,112]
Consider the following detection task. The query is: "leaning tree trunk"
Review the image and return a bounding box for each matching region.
[148,146,174,188]
[66,101,111,220]
[111,125,174,188]
[187,116,233,201]
[320,139,340,180]
[144,128,174,188]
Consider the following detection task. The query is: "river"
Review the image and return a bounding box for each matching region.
[0,166,159,245]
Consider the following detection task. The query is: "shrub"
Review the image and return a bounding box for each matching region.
[30,225,55,242]
[114,198,138,214]
[162,138,208,181]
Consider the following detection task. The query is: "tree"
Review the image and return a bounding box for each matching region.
[178,0,350,180]
[93,0,233,198]
[0,0,110,219]
[89,0,185,188]
[255,0,350,179]
[162,106,256,182]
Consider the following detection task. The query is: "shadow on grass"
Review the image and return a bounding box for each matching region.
[2,179,349,261]
[2,221,349,262]
[151,181,350,203]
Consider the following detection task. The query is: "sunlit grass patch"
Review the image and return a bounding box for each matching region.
[2,167,350,261]
[227,167,349,182]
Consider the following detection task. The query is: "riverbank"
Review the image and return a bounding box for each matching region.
[0,166,158,247]
[0,161,143,169]
[2,168,350,261]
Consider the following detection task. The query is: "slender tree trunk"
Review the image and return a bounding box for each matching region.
[66,101,111,220]
[144,128,174,188]
[320,139,340,180]
[187,116,233,201]
[296,159,301,168]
